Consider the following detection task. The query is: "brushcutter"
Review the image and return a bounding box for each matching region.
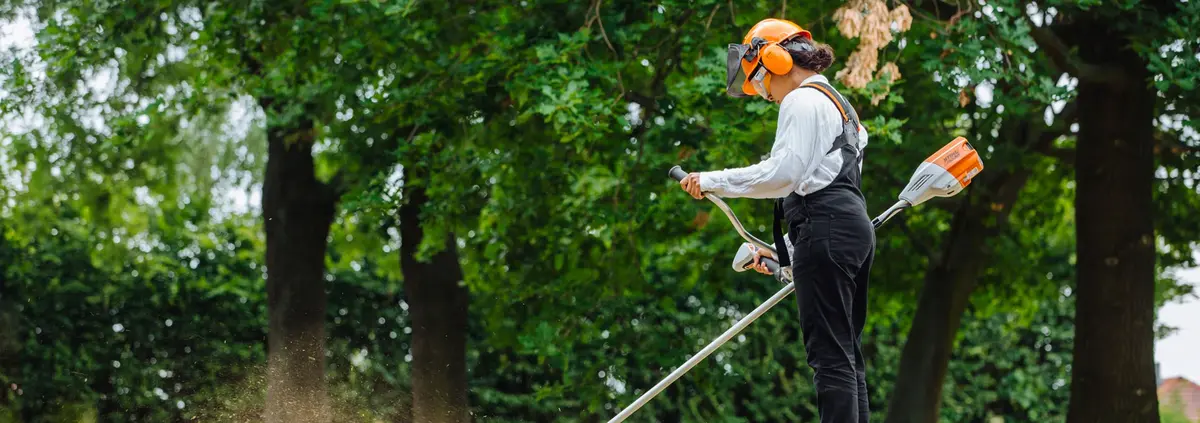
[606,136,983,423]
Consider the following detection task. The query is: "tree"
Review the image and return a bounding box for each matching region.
[0,2,490,419]
[869,0,1200,419]
[3,1,1197,422]
[985,0,1200,420]
[398,165,470,423]
[261,114,339,422]
[0,235,18,422]
[1064,23,1160,423]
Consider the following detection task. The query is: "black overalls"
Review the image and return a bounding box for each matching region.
[772,81,875,423]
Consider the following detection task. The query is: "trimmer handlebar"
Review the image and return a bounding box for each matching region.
[667,165,689,182]
[667,165,779,260]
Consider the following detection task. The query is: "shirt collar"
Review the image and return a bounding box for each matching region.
[800,73,829,85]
[779,74,830,105]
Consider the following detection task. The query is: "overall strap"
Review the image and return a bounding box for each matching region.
[800,80,861,128]
[772,81,866,268]
[800,81,864,155]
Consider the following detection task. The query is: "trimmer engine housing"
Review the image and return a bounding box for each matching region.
[897,137,983,207]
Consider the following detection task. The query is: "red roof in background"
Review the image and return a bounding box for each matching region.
[1160,377,1200,422]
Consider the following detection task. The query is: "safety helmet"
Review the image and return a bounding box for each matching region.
[726,18,813,99]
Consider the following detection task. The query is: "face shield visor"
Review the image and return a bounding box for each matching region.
[725,43,760,98]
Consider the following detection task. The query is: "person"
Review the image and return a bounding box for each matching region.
[678,18,875,423]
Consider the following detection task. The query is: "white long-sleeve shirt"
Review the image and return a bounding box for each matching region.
[697,74,867,261]
[698,74,868,199]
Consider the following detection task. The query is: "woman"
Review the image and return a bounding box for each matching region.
[678,18,875,423]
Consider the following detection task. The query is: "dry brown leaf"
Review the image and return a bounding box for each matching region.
[832,0,912,92]
[877,62,901,83]
[890,4,913,31]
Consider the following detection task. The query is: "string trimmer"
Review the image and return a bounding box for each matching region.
[607,136,984,423]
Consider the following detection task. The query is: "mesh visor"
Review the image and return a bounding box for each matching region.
[726,43,753,98]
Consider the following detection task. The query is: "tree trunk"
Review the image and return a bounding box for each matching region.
[882,202,991,423]
[263,114,337,423]
[0,267,19,421]
[399,170,470,423]
[885,149,1038,423]
[1065,26,1159,423]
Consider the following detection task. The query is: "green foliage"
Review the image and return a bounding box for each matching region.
[3,205,267,422]
[0,0,1197,422]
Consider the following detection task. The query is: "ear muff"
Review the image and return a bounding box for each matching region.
[760,43,793,75]
[737,34,807,98]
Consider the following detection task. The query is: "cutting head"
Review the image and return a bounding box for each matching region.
[897,137,984,207]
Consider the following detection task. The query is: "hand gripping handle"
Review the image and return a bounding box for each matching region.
[668,165,688,182]
[760,256,781,275]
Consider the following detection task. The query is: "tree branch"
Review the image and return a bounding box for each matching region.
[704,4,721,30]
[591,0,618,57]
[898,0,972,35]
[1037,132,1200,167]
[1024,18,1126,84]
[901,0,964,21]
[1030,110,1072,152]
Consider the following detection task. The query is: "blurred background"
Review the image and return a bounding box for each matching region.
[0,0,1197,422]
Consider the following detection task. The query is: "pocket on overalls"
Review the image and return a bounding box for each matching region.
[825,215,872,273]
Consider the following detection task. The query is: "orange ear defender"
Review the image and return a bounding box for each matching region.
[756,37,796,75]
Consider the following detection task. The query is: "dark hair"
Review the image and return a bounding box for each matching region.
[781,37,835,73]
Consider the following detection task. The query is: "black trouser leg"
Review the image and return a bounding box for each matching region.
[791,217,873,423]
[853,247,874,423]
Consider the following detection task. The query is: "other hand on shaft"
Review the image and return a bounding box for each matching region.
[679,173,704,200]
[748,244,773,275]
